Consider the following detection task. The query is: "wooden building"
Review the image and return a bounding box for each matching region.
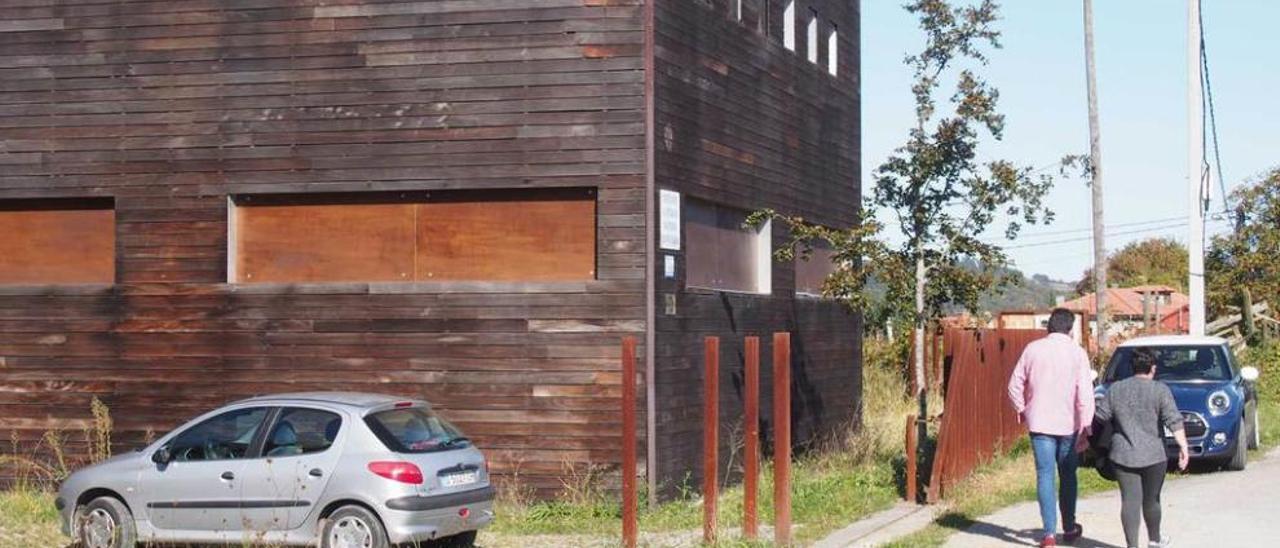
[0,0,860,498]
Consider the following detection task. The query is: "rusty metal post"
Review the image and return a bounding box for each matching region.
[621,337,637,548]
[703,336,719,544]
[773,332,792,545]
[743,336,760,540]
[905,414,918,504]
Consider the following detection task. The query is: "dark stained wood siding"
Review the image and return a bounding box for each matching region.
[0,0,646,496]
[651,0,861,495]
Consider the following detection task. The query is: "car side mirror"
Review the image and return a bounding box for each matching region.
[152,447,172,465]
[1241,366,1260,383]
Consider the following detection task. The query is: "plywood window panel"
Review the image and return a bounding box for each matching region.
[417,189,596,281]
[232,189,596,284]
[685,199,771,294]
[0,198,114,284]
[233,197,416,283]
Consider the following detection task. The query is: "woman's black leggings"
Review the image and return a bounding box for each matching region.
[1115,462,1166,547]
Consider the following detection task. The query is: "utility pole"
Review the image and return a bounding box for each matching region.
[1083,0,1109,350]
[1188,0,1207,336]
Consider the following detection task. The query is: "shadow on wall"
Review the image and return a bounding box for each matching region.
[715,292,830,458]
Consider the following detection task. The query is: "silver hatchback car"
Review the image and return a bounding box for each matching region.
[56,392,494,548]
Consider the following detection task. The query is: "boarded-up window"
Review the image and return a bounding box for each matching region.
[0,198,114,284]
[417,191,596,281]
[232,189,596,284]
[796,246,837,297]
[685,199,771,294]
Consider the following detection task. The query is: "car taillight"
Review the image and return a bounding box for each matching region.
[368,461,424,485]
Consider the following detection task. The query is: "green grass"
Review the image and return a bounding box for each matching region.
[488,456,900,545]
[0,488,65,548]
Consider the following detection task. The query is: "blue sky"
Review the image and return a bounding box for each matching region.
[861,1,1280,282]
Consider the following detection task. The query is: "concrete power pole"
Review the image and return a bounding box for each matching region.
[1188,0,1207,336]
[1083,0,1109,351]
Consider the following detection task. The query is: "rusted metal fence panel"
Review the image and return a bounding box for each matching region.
[928,328,1046,501]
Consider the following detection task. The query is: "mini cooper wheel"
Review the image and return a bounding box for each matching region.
[76,496,136,548]
[322,505,390,548]
[1226,418,1249,471]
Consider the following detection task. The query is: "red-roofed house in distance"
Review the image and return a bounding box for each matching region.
[1061,285,1191,350]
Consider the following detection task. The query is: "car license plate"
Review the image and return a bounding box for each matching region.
[441,470,478,487]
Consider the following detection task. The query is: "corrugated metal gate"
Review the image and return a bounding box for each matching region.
[927,328,1046,501]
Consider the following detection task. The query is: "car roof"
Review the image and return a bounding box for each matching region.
[1117,335,1228,348]
[232,391,426,410]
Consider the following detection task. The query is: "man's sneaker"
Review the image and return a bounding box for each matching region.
[1039,535,1057,547]
[1149,536,1172,548]
[1062,523,1083,544]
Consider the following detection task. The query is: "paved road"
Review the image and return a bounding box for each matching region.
[943,448,1280,547]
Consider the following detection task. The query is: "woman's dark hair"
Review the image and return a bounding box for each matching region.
[1047,308,1075,334]
[1132,349,1157,375]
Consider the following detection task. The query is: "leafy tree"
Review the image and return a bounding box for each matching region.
[1074,237,1189,295]
[751,0,1054,419]
[1208,169,1280,316]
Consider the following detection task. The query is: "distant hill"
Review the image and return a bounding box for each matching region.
[978,271,1075,312]
[930,261,1074,316]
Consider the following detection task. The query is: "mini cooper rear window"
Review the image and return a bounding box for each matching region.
[364,407,471,453]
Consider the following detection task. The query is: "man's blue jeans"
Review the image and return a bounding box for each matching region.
[1030,432,1078,538]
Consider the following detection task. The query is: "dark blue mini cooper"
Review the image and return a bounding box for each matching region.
[1097,336,1262,470]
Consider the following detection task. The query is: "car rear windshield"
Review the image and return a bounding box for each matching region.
[1106,345,1234,382]
[364,407,471,454]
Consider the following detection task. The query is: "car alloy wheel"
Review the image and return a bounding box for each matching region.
[1227,417,1249,471]
[82,508,117,548]
[329,515,374,548]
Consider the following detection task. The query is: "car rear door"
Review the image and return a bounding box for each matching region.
[238,406,346,531]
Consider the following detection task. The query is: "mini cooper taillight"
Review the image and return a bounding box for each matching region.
[368,461,424,484]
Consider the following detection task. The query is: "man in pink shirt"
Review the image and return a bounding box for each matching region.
[1008,308,1096,547]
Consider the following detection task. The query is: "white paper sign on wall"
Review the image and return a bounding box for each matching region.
[659,189,681,251]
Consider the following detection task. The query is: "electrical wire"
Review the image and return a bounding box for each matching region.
[1002,217,1230,250]
[1199,5,1231,215]
[984,215,1187,241]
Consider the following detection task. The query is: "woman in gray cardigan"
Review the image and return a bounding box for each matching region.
[1095,349,1189,548]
